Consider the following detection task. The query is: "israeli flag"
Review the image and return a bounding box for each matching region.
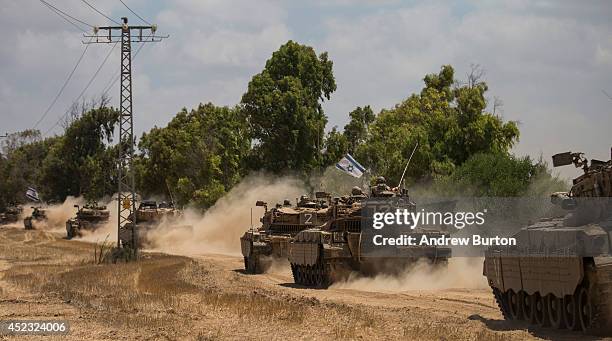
[26,187,40,202]
[335,154,365,178]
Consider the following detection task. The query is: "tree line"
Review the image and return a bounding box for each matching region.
[0,40,564,211]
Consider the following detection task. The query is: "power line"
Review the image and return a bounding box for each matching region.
[33,37,93,130]
[119,0,152,25]
[44,42,118,136]
[39,0,94,30]
[39,0,88,33]
[81,0,121,25]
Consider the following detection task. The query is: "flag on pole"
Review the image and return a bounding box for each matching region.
[25,187,40,202]
[335,154,365,178]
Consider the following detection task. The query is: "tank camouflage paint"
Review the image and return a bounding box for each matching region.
[484,149,612,334]
[65,202,110,239]
[289,183,452,288]
[240,195,329,274]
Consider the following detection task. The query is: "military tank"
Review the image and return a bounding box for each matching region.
[289,177,452,288]
[484,149,612,334]
[0,204,22,225]
[240,195,329,274]
[120,200,184,248]
[65,202,110,239]
[131,200,181,225]
[24,206,48,230]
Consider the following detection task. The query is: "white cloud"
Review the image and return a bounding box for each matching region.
[0,0,610,179]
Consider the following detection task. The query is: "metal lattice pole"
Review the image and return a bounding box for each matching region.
[83,17,167,251]
[117,18,135,248]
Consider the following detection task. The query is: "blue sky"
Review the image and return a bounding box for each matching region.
[1,0,611,179]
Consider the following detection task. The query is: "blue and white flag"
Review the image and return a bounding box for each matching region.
[26,187,40,202]
[335,154,365,178]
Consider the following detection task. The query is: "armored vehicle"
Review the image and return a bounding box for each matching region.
[0,204,22,225]
[65,202,110,239]
[120,200,185,249]
[131,200,180,225]
[484,149,612,334]
[289,181,452,288]
[24,206,48,230]
[240,195,329,274]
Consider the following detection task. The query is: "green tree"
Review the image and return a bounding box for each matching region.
[241,40,336,175]
[0,132,56,207]
[322,127,349,166]
[434,152,566,197]
[343,105,375,153]
[39,106,119,201]
[137,103,249,208]
[356,65,519,185]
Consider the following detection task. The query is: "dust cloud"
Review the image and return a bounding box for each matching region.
[19,196,85,233]
[330,258,487,291]
[76,197,117,243]
[145,174,308,256]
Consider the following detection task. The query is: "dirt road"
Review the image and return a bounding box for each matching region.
[0,226,597,340]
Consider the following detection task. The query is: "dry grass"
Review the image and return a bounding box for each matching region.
[0,228,539,340]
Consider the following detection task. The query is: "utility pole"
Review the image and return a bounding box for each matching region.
[84,17,167,251]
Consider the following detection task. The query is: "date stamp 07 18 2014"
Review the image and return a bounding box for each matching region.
[0,320,70,335]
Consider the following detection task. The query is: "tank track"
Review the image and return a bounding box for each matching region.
[491,262,612,335]
[492,287,511,320]
[244,256,263,274]
[291,260,331,288]
[586,263,612,335]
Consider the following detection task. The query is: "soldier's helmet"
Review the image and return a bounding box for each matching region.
[299,195,310,202]
[283,199,291,206]
[351,186,364,196]
[376,176,386,185]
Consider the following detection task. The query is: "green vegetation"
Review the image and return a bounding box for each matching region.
[0,41,563,211]
[433,152,566,197]
[241,40,336,175]
[136,103,249,208]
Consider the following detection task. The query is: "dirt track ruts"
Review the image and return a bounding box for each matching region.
[0,225,599,340]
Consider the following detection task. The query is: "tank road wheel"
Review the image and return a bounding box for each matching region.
[521,291,536,323]
[302,265,308,285]
[547,295,565,329]
[66,223,74,240]
[314,262,329,288]
[533,293,550,327]
[563,294,580,331]
[299,265,307,285]
[294,265,304,285]
[507,290,522,320]
[308,265,315,286]
[291,264,297,279]
[578,286,593,332]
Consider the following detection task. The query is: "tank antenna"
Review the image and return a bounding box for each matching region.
[397,142,419,189]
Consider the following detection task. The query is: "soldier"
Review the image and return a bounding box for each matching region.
[351,186,368,199]
[297,195,315,208]
[371,176,393,197]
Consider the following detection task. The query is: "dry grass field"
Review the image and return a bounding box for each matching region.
[0,226,595,340]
